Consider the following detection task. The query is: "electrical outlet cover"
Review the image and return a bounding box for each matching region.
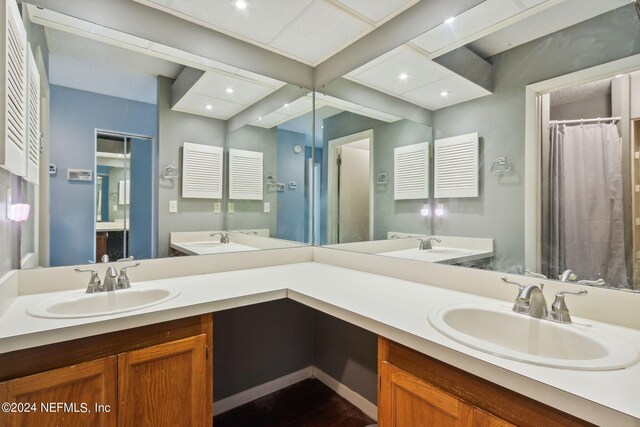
[264,202,271,213]
[213,202,221,213]
[228,202,235,213]
[169,200,178,213]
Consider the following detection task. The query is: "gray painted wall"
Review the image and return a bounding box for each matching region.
[313,310,378,404]
[49,85,157,266]
[157,77,226,257]
[213,300,378,406]
[213,299,313,400]
[276,129,312,242]
[321,112,433,244]
[431,5,640,273]
[550,94,612,121]
[225,125,278,235]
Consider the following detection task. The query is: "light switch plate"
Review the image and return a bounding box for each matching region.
[113,205,118,212]
[264,202,271,213]
[228,202,235,213]
[169,200,178,213]
[213,202,221,213]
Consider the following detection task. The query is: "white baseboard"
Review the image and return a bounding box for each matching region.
[214,366,313,415]
[213,365,378,422]
[312,366,378,421]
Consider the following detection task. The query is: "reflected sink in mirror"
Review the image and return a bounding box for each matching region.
[379,247,476,264]
[27,286,180,319]
[175,241,259,255]
[428,303,640,371]
[425,248,471,255]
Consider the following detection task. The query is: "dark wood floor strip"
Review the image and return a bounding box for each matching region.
[214,378,375,427]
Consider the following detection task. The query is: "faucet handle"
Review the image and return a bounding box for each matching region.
[75,268,101,293]
[501,276,525,291]
[117,263,141,289]
[550,289,587,323]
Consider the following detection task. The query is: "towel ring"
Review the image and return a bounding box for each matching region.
[491,156,512,175]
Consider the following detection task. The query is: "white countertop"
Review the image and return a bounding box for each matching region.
[170,241,260,255]
[1,262,639,425]
[96,221,129,232]
[379,247,492,264]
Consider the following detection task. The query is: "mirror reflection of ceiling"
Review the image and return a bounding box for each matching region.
[26,4,286,118]
[134,0,421,65]
[134,0,631,111]
[248,93,400,130]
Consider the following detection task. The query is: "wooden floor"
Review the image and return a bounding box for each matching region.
[214,378,376,427]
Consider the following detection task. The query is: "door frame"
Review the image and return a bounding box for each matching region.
[327,129,374,244]
[523,53,640,271]
[94,129,156,261]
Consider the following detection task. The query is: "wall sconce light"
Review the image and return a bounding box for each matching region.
[8,204,30,222]
[434,203,445,217]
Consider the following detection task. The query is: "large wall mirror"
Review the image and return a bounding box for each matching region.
[12,3,312,268]
[319,0,640,292]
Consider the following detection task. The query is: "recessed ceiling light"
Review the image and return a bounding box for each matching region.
[444,16,455,24]
[206,104,213,110]
[225,87,234,94]
[284,103,289,107]
[235,0,247,10]
[258,116,262,120]
[440,91,449,97]
[398,73,408,80]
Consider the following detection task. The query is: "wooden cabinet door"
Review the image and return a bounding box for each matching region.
[379,361,474,427]
[0,356,117,427]
[117,334,208,427]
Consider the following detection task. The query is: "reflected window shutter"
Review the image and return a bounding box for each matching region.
[229,148,263,200]
[434,132,479,198]
[182,142,223,199]
[394,142,429,200]
[2,0,27,176]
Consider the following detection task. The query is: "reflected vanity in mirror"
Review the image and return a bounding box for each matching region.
[318,0,640,292]
[16,3,312,268]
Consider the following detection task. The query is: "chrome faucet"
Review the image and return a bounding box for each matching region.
[559,269,577,282]
[548,289,588,323]
[210,232,230,243]
[76,263,141,293]
[502,277,588,323]
[103,266,118,292]
[418,237,441,250]
[117,263,141,289]
[75,268,102,293]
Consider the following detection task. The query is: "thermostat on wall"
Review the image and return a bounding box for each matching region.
[67,169,93,181]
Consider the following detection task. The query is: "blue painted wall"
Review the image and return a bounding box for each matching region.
[49,85,157,266]
[275,129,312,242]
[129,137,153,260]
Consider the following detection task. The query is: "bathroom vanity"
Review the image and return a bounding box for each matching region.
[1,248,639,426]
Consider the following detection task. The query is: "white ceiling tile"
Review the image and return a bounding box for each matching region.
[191,70,276,105]
[173,92,246,119]
[346,45,404,76]
[411,0,523,55]
[348,46,451,95]
[335,0,418,23]
[270,1,370,64]
[45,28,182,104]
[403,75,491,110]
[143,0,314,45]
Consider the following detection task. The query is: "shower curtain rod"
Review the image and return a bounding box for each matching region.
[548,116,621,125]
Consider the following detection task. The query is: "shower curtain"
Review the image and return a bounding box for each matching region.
[546,123,626,286]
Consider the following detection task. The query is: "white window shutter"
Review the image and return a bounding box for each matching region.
[26,46,40,184]
[182,142,223,199]
[229,148,263,200]
[394,142,429,200]
[0,0,27,176]
[434,132,479,198]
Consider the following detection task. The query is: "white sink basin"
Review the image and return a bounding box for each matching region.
[27,286,180,319]
[428,304,639,370]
